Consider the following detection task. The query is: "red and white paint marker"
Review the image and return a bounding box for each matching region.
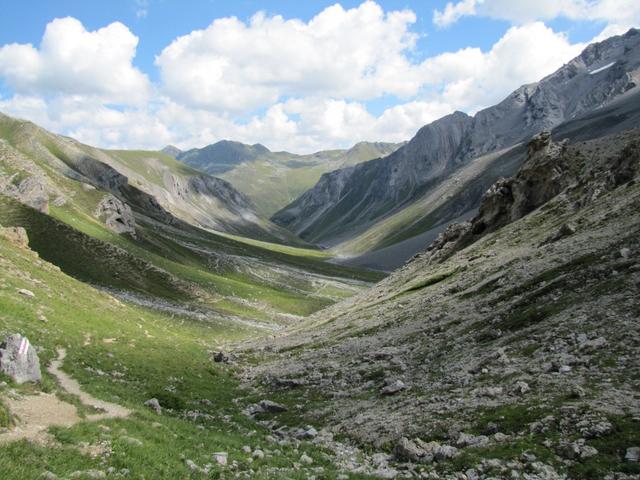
[18,337,29,356]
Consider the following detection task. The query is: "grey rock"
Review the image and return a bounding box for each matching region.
[95,195,136,236]
[0,334,41,384]
[434,445,458,461]
[456,433,489,447]
[252,449,265,460]
[120,436,143,446]
[394,437,425,462]
[144,398,162,414]
[17,288,35,298]
[258,399,288,413]
[512,380,531,395]
[557,439,598,460]
[380,379,406,395]
[625,447,640,462]
[474,386,503,398]
[212,351,229,363]
[212,452,228,465]
[620,247,632,258]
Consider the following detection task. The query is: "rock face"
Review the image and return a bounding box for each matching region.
[95,195,136,236]
[273,28,640,246]
[0,334,41,384]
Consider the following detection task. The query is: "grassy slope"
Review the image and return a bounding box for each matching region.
[0,235,378,479]
[0,114,383,325]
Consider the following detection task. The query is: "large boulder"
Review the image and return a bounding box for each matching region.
[0,334,42,384]
[95,195,136,236]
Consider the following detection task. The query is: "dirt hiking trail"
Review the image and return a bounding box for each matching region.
[0,348,130,444]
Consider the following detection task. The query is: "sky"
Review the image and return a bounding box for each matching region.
[0,1,637,153]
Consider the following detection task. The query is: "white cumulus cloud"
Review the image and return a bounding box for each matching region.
[155,1,423,112]
[433,0,640,33]
[0,3,627,154]
[0,17,150,104]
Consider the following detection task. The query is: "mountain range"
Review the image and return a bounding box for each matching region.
[164,139,402,217]
[273,28,640,269]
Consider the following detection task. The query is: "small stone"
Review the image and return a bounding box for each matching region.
[242,445,252,454]
[17,288,35,298]
[144,398,162,414]
[626,447,640,462]
[434,445,458,461]
[0,227,29,248]
[296,426,318,439]
[40,472,58,480]
[212,452,228,466]
[258,399,288,413]
[475,386,503,397]
[252,449,265,460]
[512,381,530,395]
[69,470,106,479]
[620,248,632,259]
[559,365,572,373]
[465,469,479,480]
[457,433,488,447]
[394,437,424,462]
[212,351,229,363]
[380,379,406,395]
[121,436,143,446]
[569,385,586,398]
[300,453,313,465]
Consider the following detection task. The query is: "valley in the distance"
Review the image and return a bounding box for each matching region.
[0,22,639,480]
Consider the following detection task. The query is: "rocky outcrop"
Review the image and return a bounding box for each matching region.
[0,174,50,213]
[0,334,41,384]
[95,195,136,236]
[423,129,640,264]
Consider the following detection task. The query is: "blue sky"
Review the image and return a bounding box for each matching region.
[0,1,636,152]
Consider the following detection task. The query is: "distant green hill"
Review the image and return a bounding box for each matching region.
[173,140,403,217]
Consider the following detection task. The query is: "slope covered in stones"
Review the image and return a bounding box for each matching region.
[241,128,640,479]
